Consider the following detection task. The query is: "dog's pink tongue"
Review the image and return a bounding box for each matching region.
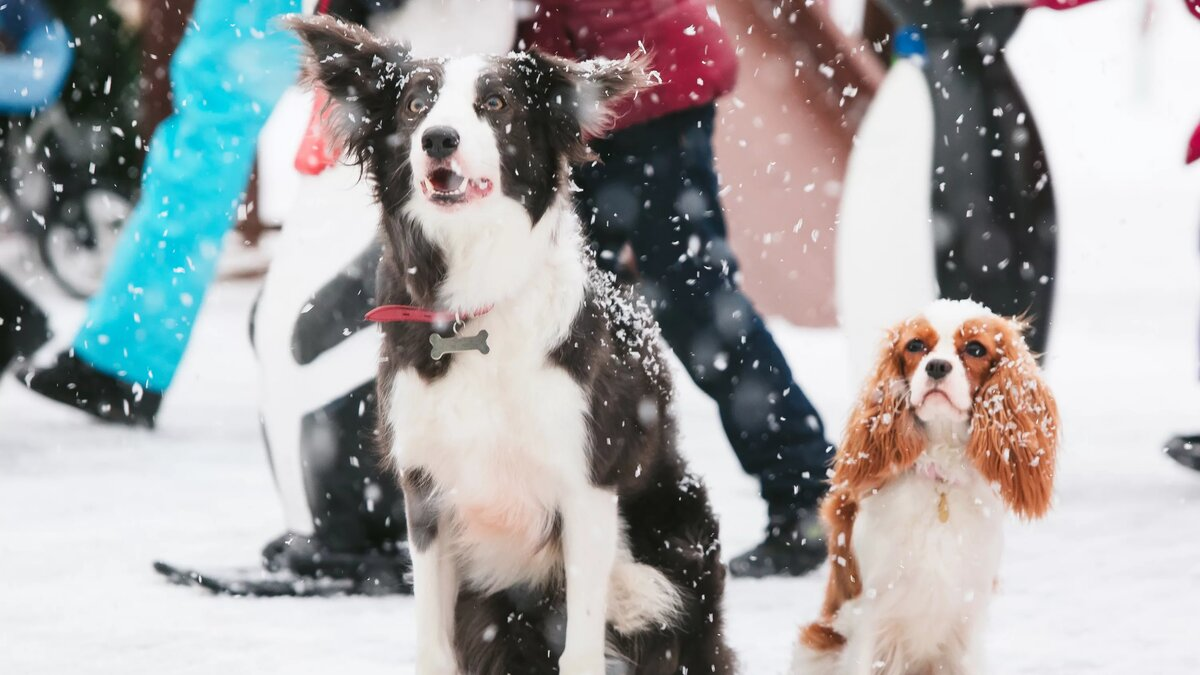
[429,169,465,192]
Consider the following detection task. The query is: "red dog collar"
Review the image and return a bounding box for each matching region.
[365,305,492,324]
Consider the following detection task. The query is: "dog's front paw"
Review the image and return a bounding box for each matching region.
[557,652,607,675]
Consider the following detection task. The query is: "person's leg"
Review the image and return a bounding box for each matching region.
[575,105,834,576]
[21,0,301,425]
[926,10,1057,355]
[1162,207,1200,473]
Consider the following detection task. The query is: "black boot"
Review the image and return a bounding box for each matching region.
[1164,434,1200,472]
[728,508,827,578]
[16,351,161,428]
[0,273,52,373]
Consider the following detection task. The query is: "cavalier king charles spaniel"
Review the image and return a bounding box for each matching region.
[793,299,1060,675]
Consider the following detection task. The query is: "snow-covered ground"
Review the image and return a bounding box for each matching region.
[3,2,1200,674]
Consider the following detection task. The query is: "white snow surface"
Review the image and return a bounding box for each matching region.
[3,4,1200,673]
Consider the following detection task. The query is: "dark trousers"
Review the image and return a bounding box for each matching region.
[574,104,833,515]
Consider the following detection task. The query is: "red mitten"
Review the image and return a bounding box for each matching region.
[1029,0,1104,8]
[1187,122,1200,165]
[295,89,341,175]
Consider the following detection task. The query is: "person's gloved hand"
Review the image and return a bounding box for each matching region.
[294,88,341,175]
[1188,123,1199,165]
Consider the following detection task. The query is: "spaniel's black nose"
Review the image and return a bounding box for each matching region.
[422,126,459,159]
[926,359,953,380]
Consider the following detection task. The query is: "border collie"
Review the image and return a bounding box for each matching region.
[288,15,734,675]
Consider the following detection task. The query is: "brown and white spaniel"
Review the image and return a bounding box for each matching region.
[793,299,1060,675]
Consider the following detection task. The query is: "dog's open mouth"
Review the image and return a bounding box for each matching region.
[420,166,493,204]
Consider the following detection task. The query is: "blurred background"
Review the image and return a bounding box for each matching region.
[2,1,1199,673]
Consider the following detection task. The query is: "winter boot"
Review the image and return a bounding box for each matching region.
[17,351,161,428]
[1164,434,1200,472]
[728,508,827,578]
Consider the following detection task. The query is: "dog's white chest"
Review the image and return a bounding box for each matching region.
[849,447,1004,640]
[388,349,590,591]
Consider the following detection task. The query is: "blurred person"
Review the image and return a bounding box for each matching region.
[1026,0,1200,473]
[1,0,65,376]
[17,0,301,427]
[156,0,521,596]
[524,0,836,578]
[0,0,72,112]
[1162,102,1200,471]
[163,0,837,591]
[2,0,144,300]
[864,0,1059,357]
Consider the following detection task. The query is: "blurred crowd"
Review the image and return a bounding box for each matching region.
[1,0,1198,595]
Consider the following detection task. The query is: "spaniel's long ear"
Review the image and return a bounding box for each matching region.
[515,51,654,163]
[832,324,926,496]
[284,14,411,164]
[967,318,1060,519]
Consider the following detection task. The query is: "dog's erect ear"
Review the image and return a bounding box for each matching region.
[284,14,412,163]
[519,51,654,163]
[558,53,654,138]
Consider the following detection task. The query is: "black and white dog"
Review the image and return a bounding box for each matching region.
[288,15,734,675]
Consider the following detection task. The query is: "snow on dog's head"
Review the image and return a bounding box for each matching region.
[287,14,648,222]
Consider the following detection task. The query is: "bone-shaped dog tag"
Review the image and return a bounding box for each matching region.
[430,330,490,360]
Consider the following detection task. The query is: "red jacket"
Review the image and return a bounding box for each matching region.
[519,0,739,130]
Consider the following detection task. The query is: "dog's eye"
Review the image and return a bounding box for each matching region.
[905,339,927,353]
[964,340,987,358]
[482,94,506,112]
[408,98,429,114]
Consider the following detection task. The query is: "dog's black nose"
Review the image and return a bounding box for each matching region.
[422,126,459,159]
[926,359,952,380]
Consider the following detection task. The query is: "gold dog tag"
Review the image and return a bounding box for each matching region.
[937,493,950,523]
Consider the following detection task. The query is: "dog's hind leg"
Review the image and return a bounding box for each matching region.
[454,588,559,675]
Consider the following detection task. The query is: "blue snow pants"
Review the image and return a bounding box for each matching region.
[574,104,835,514]
[74,0,300,392]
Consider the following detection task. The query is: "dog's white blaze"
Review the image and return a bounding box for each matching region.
[911,299,990,419]
[404,57,561,313]
[411,56,501,196]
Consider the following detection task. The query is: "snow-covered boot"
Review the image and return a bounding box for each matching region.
[18,350,161,427]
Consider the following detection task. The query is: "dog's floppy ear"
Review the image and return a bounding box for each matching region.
[284,14,412,164]
[520,51,654,163]
[967,317,1060,519]
[833,321,927,496]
